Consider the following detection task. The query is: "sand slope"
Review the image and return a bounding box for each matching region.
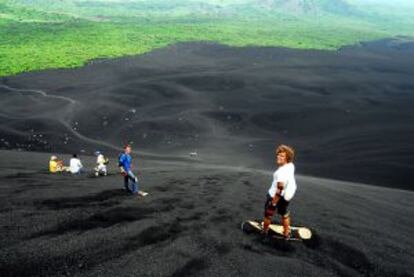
[0,39,413,276]
[0,150,412,277]
[1,40,414,189]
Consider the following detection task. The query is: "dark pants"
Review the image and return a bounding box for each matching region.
[264,193,290,218]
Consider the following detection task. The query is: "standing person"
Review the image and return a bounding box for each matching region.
[69,154,84,174]
[94,151,108,176]
[262,144,297,239]
[119,145,147,196]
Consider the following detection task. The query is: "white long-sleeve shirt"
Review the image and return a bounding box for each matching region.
[70,158,83,174]
[268,163,297,201]
[97,154,105,165]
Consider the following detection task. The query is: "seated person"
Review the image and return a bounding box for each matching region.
[69,154,84,174]
[49,156,68,173]
[94,151,109,176]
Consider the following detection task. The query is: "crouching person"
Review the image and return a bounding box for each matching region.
[49,155,69,173]
[94,151,108,176]
[69,154,84,174]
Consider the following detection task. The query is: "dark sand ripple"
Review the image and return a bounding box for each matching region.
[0,150,412,277]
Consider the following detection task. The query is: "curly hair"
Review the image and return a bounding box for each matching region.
[276,144,295,163]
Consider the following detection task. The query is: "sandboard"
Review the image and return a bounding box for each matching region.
[138,191,149,197]
[241,220,312,241]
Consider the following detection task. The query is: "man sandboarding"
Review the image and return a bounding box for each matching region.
[119,144,148,197]
[262,144,297,239]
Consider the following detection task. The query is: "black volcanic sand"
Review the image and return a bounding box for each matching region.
[1,39,414,188]
[0,150,413,277]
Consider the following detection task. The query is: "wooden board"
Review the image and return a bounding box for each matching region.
[139,191,149,197]
[268,223,312,240]
[247,220,263,232]
[242,220,312,241]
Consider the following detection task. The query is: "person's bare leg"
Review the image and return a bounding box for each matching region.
[263,217,271,234]
[282,214,291,238]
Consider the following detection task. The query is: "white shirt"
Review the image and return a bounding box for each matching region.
[70,158,83,174]
[268,163,297,201]
[97,154,105,165]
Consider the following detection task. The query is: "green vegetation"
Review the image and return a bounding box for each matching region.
[1,0,413,76]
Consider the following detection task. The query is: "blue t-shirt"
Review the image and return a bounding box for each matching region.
[119,153,132,171]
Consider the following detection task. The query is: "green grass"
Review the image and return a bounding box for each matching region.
[1,0,413,77]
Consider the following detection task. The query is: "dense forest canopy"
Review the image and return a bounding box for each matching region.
[1,0,413,76]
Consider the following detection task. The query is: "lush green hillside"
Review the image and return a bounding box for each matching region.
[1,0,413,76]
